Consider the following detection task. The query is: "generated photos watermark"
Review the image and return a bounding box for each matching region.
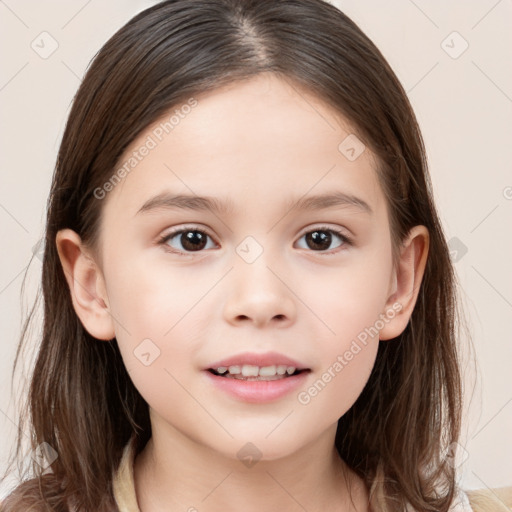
[93,97,198,200]
[297,301,403,405]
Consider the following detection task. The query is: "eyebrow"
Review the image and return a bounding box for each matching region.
[135,190,373,217]
[136,192,235,216]
[286,191,373,215]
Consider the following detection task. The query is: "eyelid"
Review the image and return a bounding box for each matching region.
[160,223,215,239]
[296,223,352,239]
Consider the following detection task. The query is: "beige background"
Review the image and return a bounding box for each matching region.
[1,0,511,498]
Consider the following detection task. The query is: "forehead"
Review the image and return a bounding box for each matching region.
[101,73,385,223]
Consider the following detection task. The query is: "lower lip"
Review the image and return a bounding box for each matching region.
[203,370,310,403]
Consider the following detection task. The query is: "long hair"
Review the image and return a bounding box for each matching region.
[2,1,465,510]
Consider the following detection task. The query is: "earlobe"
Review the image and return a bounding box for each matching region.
[379,225,430,341]
[55,229,115,341]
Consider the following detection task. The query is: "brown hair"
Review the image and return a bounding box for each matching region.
[2,0,466,510]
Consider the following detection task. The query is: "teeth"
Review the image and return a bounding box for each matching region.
[241,365,260,377]
[259,365,277,377]
[215,364,298,377]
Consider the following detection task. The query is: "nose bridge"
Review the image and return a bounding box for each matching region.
[222,237,296,327]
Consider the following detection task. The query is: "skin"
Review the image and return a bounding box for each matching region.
[56,72,429,511]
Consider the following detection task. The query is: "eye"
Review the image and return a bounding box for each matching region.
[295,226,352,254]
[157,225,352,256]
[158,227,217,255]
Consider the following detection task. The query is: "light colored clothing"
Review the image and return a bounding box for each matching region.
[112,438,474,511]
[451,488,476,512]
[113,437,140,512]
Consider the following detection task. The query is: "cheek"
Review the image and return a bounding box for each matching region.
[103,254,229,407]
[105,253,213,339]
[291,253,391,418]
[295,335,379,425]
[297,257,393,342]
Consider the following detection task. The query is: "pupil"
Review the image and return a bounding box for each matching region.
[307,230,331,250]
[182,231,206,251]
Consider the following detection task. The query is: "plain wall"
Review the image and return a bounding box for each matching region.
[1,0,511,497]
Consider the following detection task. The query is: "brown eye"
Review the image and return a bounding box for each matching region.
[160,229,216,254]
[296,227,351,253]
[306,230,332,250]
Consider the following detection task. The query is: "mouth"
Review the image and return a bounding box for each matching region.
[204,351,311,382]
[207,365,311,381]
[203,363,311,403]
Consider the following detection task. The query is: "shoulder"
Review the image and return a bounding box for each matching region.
[466,486,512,512]
[0,480,39,512]
[0,496,65,512]
[0,478,72,512]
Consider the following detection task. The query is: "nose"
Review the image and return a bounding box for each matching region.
[222,254,297,329]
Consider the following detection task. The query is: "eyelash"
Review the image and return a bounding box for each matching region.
[157,225,353,257]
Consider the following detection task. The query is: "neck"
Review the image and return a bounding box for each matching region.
[133,414,368,511]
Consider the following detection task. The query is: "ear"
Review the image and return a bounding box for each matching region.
[55,228,115,341]
[379,225,429,341]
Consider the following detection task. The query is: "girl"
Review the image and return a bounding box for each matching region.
[1,0,500,510]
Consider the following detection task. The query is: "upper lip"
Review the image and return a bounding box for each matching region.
[205,351,310,371]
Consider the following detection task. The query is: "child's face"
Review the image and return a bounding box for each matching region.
[76,73,419,460]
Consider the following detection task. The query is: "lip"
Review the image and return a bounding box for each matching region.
[203,370,310,403]
[205,351,309,371]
